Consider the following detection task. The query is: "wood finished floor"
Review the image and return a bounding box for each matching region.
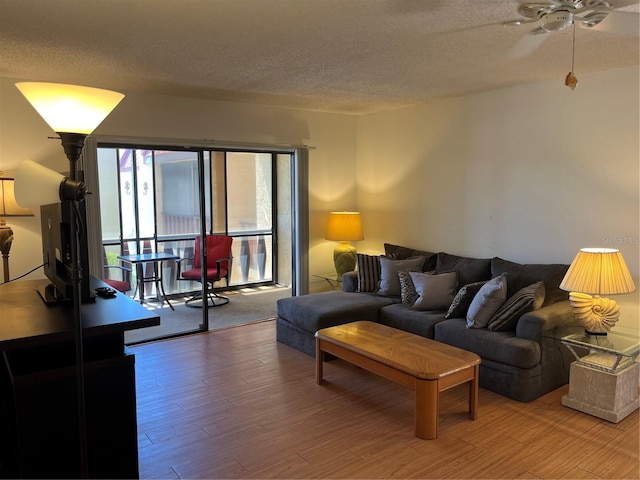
[132,320,639,479]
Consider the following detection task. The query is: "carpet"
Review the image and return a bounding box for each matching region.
[124,285,291,344]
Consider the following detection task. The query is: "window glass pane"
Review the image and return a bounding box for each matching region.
[136,150,155,238]
[231,234,273,285]
[226,152,272,234]
[97,148,121,242]
[99,145,278,294]
[119,149,136,240]
[155,150,201,236]
[210,151,225,233]
[226,152,273,285]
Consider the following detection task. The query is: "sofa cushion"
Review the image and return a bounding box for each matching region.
[384,243,437,272]
[435,252,492,289]
[378,256,425,297]
[466,273,507,328]
[445,280,487,319]
[356,253,381,292]
[276,291,397,334]
[379,304,446,339]
[409,271,457,311]
[435,318,541,370]
[488,281,546,332]
[491,257,569,307]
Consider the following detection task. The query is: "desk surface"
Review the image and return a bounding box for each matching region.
[118,252,179,263]
[0,277,160,350]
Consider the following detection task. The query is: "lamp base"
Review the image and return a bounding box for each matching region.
[333,242,357,280]
[569,292,620,334]
[0,225,14,283]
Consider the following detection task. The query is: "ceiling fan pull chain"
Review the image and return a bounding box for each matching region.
[565,23,578,90]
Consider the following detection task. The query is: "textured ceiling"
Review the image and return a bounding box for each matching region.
[0,0,638,114]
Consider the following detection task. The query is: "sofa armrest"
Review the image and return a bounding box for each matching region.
[342,271,358,292]
[516,300,583,342]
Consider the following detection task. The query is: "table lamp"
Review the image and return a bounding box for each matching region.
[560,248,636,335]
[325,211,364,279]
[0,176,34,283]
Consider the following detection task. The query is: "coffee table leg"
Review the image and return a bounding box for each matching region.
[415,379,438,439]
[316,339,323,385]
[469,365,479,420]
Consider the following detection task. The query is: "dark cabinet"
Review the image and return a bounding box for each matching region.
[0,278,159,478]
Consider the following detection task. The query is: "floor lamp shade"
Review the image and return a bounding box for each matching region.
[326,212,364,278]
[560,248,636,334]
[0,177,34,282]
[15,82,124,134]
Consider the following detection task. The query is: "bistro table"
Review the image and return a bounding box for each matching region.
[118,251,179,310]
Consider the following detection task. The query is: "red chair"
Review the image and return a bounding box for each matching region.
[177,235,233,307]
[102,247,131,293]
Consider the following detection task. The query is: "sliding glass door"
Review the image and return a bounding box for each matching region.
[96,143,292,342]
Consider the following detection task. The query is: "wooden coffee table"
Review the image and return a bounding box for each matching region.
[315,321,481,439]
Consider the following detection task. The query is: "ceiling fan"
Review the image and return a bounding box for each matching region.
[505,0,632,31]
[505,0,639,56]
[504,0,639,88]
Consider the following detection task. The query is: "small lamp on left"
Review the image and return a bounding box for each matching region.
[0,175,33,283]
[326,211,364,279]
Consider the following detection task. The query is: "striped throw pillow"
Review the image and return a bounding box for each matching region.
[356,254,381,292]
[487,281,545,331]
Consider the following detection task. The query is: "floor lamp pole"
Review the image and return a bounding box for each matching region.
[60,132,89,478]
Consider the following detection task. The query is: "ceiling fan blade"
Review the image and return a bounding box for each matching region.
[586,11,640,35]
[508,32,551,59]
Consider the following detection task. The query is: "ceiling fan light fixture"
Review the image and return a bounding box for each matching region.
[541,10,574,31]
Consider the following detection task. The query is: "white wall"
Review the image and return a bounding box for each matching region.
[2,68,639,327]
[0,76,359,290]
[356,66,639,331]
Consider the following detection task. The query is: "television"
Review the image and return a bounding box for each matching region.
[38,201,94,304]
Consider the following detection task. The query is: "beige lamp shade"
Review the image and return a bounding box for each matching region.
[560,248,636,295]
[560,248,636,334]
[326,212,364,279]
[0,177,33,217]
[14,159,66,208]
[0,176,34,282]
[325,212,364,241]
[15,82,124,134]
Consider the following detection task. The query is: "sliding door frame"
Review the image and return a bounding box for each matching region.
[82,136,309,324]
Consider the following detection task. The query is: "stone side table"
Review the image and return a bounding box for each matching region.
[561,331,639,423]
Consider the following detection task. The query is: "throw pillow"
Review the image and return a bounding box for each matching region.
[384,243,437,271]
[487,281,546,331]
[398,270,419,305]
[445,280,488,319]
[490,257,569,307]
[435,252,492,289]
[466,273,507,329]
[409,271,457,311]
[356,253,381,292]
[378,256,425,297]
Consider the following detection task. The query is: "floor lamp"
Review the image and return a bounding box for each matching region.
[14,82,124,478]
[0,176,33,283]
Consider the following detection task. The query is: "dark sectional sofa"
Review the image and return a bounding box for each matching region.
[276,243,583,402]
